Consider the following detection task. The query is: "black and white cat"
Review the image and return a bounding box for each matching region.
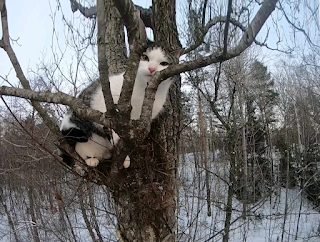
[60,43,180,168]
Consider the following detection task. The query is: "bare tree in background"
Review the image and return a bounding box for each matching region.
[0,0,293,240]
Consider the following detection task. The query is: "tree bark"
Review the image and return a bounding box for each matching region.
[87,184,104,242]
[98,0,127,74]
[222,130,236,242]
[112,1,181,241]
[0,192,20,242]
[27,187,41,242]
[239,87,248,219]
[79,187,97,242]
[197,89,211,217]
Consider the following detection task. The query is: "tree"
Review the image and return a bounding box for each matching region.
[0,0,280,241]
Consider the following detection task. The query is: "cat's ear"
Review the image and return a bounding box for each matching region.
[171,48,184,59]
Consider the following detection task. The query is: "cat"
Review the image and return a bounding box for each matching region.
[60,42,181,168]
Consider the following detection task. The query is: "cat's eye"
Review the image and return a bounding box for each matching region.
[141,54,149,61]
[160,61,170,66]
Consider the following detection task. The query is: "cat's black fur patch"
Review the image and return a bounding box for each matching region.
[60,152,75,167]
[62,128,89,144]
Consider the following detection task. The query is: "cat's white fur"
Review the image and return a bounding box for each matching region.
[61,47,173,168]
[60,113,76,130]
[91,47,172,119]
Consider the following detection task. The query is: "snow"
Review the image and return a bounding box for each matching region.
[1,152,320,241]
[178,153,320,242]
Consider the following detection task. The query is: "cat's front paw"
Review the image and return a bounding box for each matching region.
[85,157,99,167]
[123,156,130,168]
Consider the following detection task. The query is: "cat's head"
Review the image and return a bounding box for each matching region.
[137,43,182,79]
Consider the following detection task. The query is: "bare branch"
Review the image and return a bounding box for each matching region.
[0,86,112,128]
[112,0,146,44]
[139,73,162,122]
[183,16,247,54]
[183,0,280,54]
[0,0,60,135]
[97,0,117,117]
[223,0,233,56]
[135,5,154,29]
[236,0,278,52]
[112,0,147,119]
[69,0,154,29]
[69,0,97,18]
[174,0,279,75]
[201,0,209,27]
[0,96,88,178]
[278,2,320,49]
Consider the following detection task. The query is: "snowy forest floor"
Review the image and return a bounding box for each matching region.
[0,152,320,241]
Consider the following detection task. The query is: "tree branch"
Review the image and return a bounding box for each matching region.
[0,0,60,135]
[135,5,154,29]
[183,16,249,54]
[278,1,320,49]
[173,0,279,75]
[112,0,146,44]
[0,86,112,128]
[112,0,147,119]
[201,0,209,27]
[69,0,154,29]
[97,0,117,117]
[69,0,97,18]
[184,0,279,55]
[223,0,233,56]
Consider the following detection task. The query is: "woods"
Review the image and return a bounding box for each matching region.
[1,0,320,241]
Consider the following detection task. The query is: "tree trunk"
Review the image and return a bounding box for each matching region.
[27,187,41,242]
[197,89,211,217]
[87,184,104,242]
[79,187,97,242]
[222,130,236,242]
[239,88,247,219]
[98,0,127,74]
[112,1,181,241]
[0,193,20,242]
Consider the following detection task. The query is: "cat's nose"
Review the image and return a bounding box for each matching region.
[149,68,156,74]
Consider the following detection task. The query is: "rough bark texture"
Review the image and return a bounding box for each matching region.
[27,187,41,242]
[0,0,281,240]
[222,130,236,242]
[102,0,127,74]
[111,1,181,241]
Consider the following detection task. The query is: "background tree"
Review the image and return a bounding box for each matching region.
[3,0,320,241]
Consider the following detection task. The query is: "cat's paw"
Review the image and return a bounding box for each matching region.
[85,157,99,167]
[123,156,130,168]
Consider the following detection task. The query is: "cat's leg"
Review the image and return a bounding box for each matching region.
[75,133,112,167]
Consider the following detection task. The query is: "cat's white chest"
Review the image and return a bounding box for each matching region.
[91,73,124,112]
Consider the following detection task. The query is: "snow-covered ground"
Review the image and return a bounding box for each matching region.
[178,153,320,242]
[1,152,320,241]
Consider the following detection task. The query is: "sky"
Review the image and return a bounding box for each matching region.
[0,0,318,90]
[0,0,154,92]
[0,0,54,83]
